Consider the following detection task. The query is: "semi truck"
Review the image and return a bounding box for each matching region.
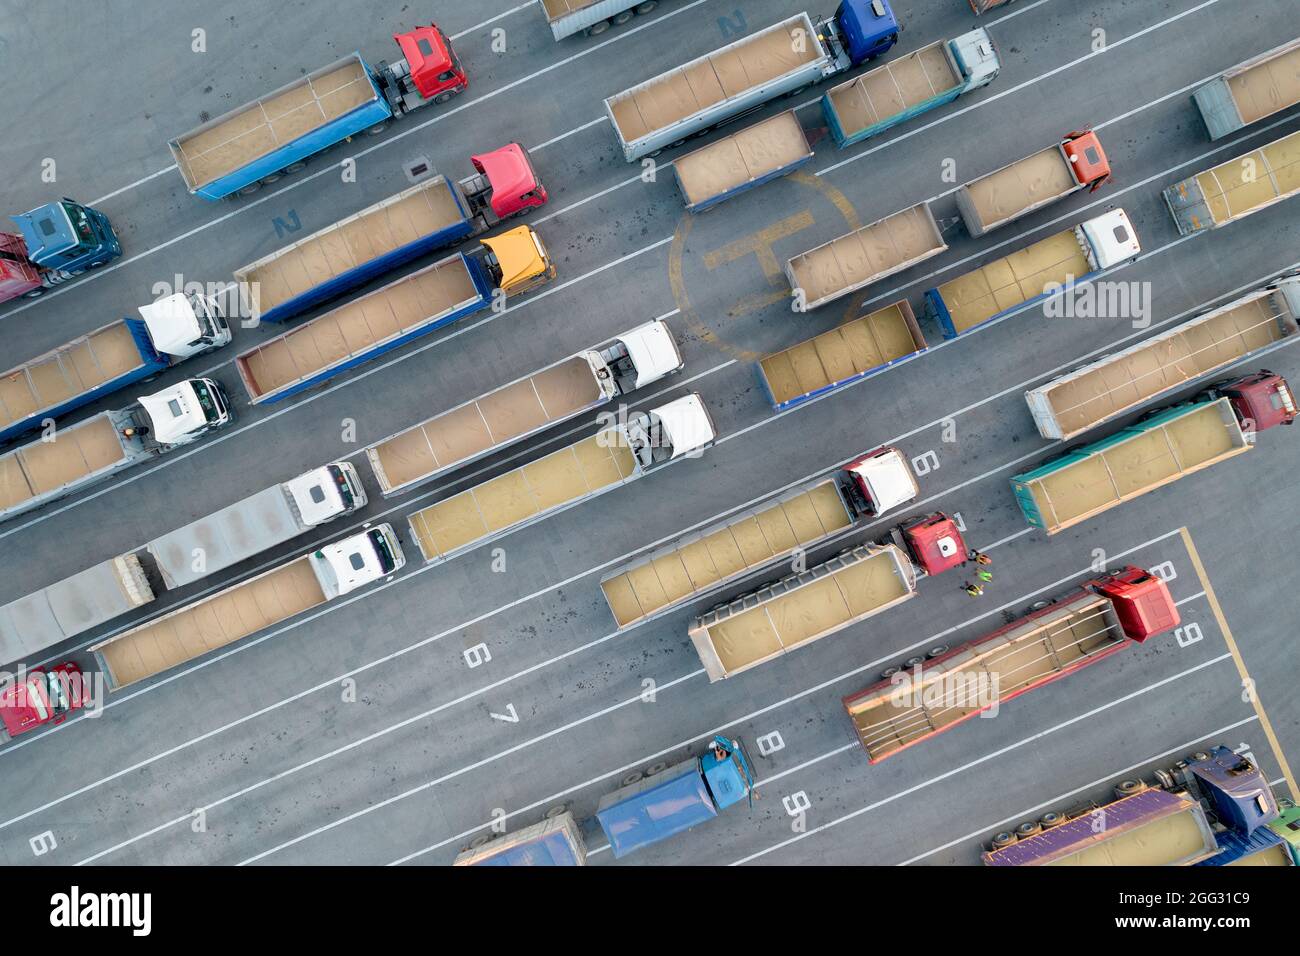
[364,320,683,496]
[595,735,755,858]
[0,462,365,666]
[787,201,947,311]
[1026,275,1300,441]
[169,25,469,200]
[823,29,999,148]
[453,812,586,866]
[1163,127,1300,235]
[234,144,547,324]
[235,228,555,404]
[0,379,232,525]
[844,566,1179,763]
[600,446,919,630]
[758,299,927,410]
[407,393,716,564]
[90,525,405,690]
[983,746,1290,866]
[673,111,813,213]
[924,209,1140,340]
[687,512,967,682]
[540,0,664,41]
[956,131,1111,237]
[1011,374,1295,535]
[0,199,122,304]
[0,663,89,740]
[604,1,900,162]
[1192,37,1300,140]
[0,292,230,446]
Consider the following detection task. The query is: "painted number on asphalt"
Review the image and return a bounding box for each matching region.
[782,792,811,816]
[30,830,57,856]
[1148,561,1177,582]
[464,643,492,668]
[756,731,785,756]
[1174,622,1203,647]
[911,450,941,476]
[489,704,519,723]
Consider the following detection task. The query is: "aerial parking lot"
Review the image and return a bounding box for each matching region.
[1,0,1298,886]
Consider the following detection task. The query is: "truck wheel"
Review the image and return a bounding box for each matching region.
[880,665,901,680]
[785,86,811,99]
[285,161,308,173]
[670,138,687,148]
[433,90,459,105]
[260,173,282,185]
[646,761,667,776]
[366,122,389,135]
[647,149,663,158]
[1114,779,1143,798]
[612,11,634,25]
[468,834,492,849]
[634,1,658,12]
[238,181,262,196]
[926,645,949,659]
[991,831,1016,849]
[1040,812,1065,828]
[88,260,106,268]
[587,20,611,35]
[22,287,44,299]
[544,805,568,819]
[621,771,643,786]
[1015,821,1041,838]
[904,656,925,669]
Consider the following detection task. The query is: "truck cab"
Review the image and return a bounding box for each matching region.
[0,663,88,739]
[284,462,368,525]
[822,1,899,70]
[1060,130,1110,191]
[594,319,684,397]
[137,292,232,360]
[1203,370,1296,432]
[1078,208,1141,269]
[952,28,1001,90]
[462,144,548,223]
[623,392,716,470]
[377,25,467,114]
[840,446,918,518]
[0,232,45,301]
[135,378,232,447]
[479,226,556,297]
[11,199,121,277]
[893,512,967,577]
[309,524,406,598]
[1088,566,1180,642]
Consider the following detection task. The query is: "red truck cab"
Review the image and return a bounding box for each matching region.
[1087,566,1179,643]
[894,512,967,577]
[0,231,43,301]
[1062,130,1110,191]
[0,663,88,738]
[469,144,549,219]
[395,25,467,103]
[1207,370,1297,432]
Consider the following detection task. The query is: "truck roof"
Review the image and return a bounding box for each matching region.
[596,759,716,859]
[480,226,549,291]
[844,447,917,514]
[12,202,76,263]
[311,528,391,597]
[137,379,211,445]
[648,392,715,459]
[470,144,539,219]
[617,319,682,387]
[1092,567,1179,642]
[137,293,204,355]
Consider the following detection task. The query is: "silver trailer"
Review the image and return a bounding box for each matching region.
[540,0,661,41]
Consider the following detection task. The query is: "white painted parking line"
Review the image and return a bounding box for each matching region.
[450,1,535,40]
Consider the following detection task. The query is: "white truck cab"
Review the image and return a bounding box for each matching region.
[952,28,1001,89]
[1078,208,1141,269]
[624,392,717,470]
[591,319,684,399]
[136,377,232,446]
[284,462,368,525]
[138,291,232,360]
[309,523,406,598]
[842,446,918,517]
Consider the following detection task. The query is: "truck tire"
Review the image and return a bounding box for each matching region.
[1040,812,1065,828]
[926,645,949,659]
[88,260,106,268]
[238,181,262,197]
[544,805,568,819]
[587,20,611,35]
[991,831,1016,849]
[785,86,811,99]
[22,287,44,299]
[904,656,925,669]
[433,90,459,105]
[634,1,658,12]
[285,161,308,173]
[260,173,282,185]
[366,122,389,135]
[881,665,902,680]
[621,771,643,786]
[468,834,492,849]
[1114,779,1144,798]
[612,11,634,25]
[1015,821,1041,838]
[646,761,668,776]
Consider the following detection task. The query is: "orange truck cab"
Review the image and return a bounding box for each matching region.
[1061,129,1111,191]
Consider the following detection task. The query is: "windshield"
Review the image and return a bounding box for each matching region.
[61,201,97,249]
[46,672,70,714]
[327,465,355,508]
[27,679,50,721]
[368,529,397,574]
[191,380,221,424]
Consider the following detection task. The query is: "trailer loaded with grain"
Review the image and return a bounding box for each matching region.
[786,202,947,311]
[407,394,716,564]
[673,111,813,213]
[1163,127,1300,235]
[844,567,1179,763]
[823,29,999,147]
[1192,37,1300,139]
[234,145,547,323]
[600,447,919,629]
[235,229,554,404]
[1025,275,1300,441]
[540,0,665,41]
[924,209,1140,340]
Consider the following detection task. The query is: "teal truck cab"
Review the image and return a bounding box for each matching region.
[0,199,121,303]
[596,736,755,858]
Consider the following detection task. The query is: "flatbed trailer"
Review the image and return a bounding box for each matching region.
[673,111,813,213]
[924,209,1140,340]
[364,320,681,495]
[1010,397,1252,535]
[1193,37,1300,139]
[1163,127,1300,235]
[688,543,915,682]
[0,555,153,667]
[757,300,926,410]
[1026,277,1300,440]
[786,201,946,311]
[407,394,715,564]
[234,250,497,404]
[822,29,999,147]
[600,478,857,630]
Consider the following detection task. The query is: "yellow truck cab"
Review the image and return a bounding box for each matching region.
[482,225,555,298]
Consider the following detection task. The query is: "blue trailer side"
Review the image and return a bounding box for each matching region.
[170,54,392,201]
[823,30,1000,148]
[453,813,587,866]
[0,318,167,446]
[235,177,475,323]
[235,252,495,405]
[595,736,754,859]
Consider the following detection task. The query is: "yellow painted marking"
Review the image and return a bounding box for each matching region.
[1179,526,1299,800]
[702,210,814,279]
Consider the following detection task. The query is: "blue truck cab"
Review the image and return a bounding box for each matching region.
[1181,746,1286,865]
[596,736,755,859]
[822,0,900,70]
[11,199,121,274]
